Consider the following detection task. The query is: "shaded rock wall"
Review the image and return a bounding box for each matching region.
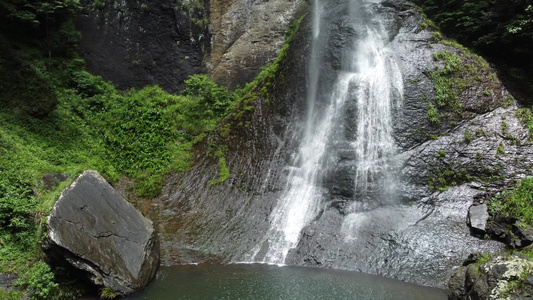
[76,0,308,92]
[76,0,209,92]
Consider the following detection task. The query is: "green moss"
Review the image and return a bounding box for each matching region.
[496,142,506,156]
[427,102,440,125]
[501,121,509,134]
[430,50,465,114]
[475,152,482,159]
[502,93,514,108]
[100,287,118,299]
[516,108,533,137]
[437,149,446,159]
[474,253,494,272]
[209,157,230,186]
[427,164,472,191]
[432,31,443,42]
[430,45,495,118]
[475,128,487,137]
[464,129,472,143]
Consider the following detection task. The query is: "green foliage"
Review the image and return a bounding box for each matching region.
[436,149,446,159]
[464,129,472,143]
[0,178,37,237]
[233,14,304,107]
[0,288,23,300]
[179,74,236,134]
[491,177,533,225]
[100,287,117,299]
[0,0,82,116]
[430,50,465,114]
[209,157,230,186]
[429,47,497,118]
[0,6,304,298]
[427,102,439,124]
[94,0,105,9]
[501,121,509,134]
[179,0,208,29]
[414,0,533,104]
[516,108,533,136]
[15,261,58,300]
[496,142,506,156]
[427,164,472,191]
[0,176,38,271]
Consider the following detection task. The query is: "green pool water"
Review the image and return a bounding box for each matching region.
[126,264,448,300]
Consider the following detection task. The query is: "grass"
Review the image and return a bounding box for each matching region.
[491,177,533,226]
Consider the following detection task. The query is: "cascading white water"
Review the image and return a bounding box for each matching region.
[352,24,404,198]
[246,0,403,264]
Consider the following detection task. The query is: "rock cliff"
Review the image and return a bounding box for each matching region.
[148,0,533,288]
[76,0,308,91]
[206,0,307,88]
[76,0,209,92]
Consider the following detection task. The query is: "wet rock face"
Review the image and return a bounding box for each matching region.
[76,0,208,93]
[206,0,308,89]
[150,9,312,267]
[151,0,533,289]
[44,170,159,296]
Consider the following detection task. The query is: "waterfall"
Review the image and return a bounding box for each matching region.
[246,0,403,265]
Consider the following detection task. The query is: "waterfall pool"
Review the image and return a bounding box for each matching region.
[126,264,447,299]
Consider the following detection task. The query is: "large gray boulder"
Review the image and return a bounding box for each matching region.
[43,170,159,296]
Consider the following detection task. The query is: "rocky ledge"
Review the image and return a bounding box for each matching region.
[43,170,159,296]
[449,252,533,300]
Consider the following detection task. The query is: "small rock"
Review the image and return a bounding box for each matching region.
[0,273,17,290]
[40,173,68,190]
[468,204,489,232]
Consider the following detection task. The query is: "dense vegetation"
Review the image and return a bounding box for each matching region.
[413,0,533,103]
[0,1,303,297]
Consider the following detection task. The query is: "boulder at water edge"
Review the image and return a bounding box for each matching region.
[449,252,533,300]
[43,170,159,296]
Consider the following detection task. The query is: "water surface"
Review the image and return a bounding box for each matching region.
[127,264,447,300]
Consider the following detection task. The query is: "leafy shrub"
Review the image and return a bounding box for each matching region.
[427,102,439,124]
[100,287,118,299]
[493,177,533,225]
[15,261,59,300]
[0,177,37,236]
